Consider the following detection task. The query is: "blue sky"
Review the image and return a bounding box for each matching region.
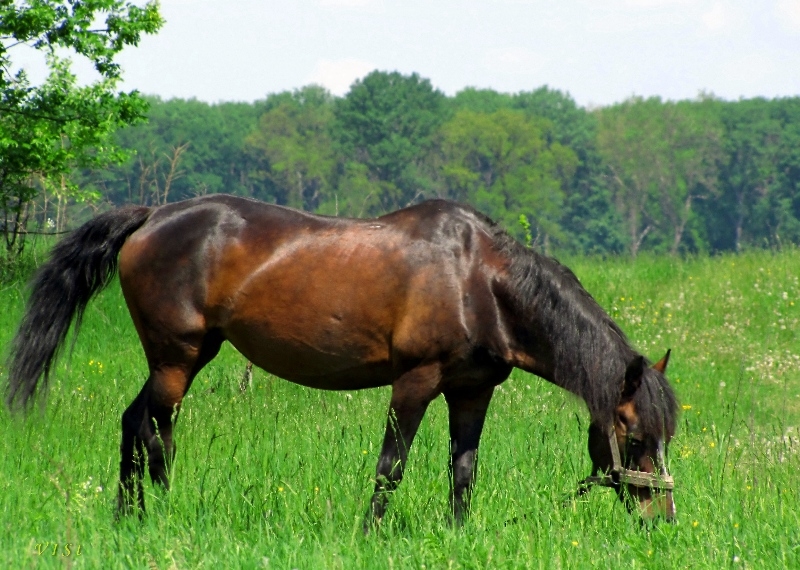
[10,0,800,106]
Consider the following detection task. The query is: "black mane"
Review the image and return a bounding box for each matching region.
[479,213,678,438]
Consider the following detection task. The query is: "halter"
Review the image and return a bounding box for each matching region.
[581,424,674,491]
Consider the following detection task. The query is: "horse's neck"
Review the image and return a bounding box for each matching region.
[497,264,628,414]
[495,283,558,383]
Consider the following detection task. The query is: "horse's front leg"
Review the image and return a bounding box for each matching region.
[444,385,495,526]
[365,364,442,531]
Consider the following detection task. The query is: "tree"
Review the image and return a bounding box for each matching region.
[92,97,266,206]
[246,86,336,211]
[450,87,513,114]
[513,87,625,254]
[440,108,578,248]
[658,99,723,254]
[708,97,800,251]
[0,0,162,256]
[333,71,447,214]
[596,97,723,256]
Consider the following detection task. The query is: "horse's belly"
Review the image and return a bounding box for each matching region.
[259,359,395,391]
[224,322,395,390]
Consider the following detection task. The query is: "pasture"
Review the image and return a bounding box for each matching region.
[1,248,798,568]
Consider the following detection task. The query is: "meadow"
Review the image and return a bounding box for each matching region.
[0,247,798,569]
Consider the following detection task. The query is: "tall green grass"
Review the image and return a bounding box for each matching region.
[1,250,798,568]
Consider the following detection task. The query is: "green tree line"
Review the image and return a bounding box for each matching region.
[31,71,800,256]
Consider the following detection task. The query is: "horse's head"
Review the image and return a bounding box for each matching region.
[587,350,676,521]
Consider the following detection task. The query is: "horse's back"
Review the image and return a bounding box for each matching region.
[118,195,512,389]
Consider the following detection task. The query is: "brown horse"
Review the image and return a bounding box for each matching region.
[5,195,678,525]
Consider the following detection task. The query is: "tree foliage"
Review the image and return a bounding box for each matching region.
[0,0,162,255]
[440,108,577,247]
[93,97,263,206]
[597,97,723,256]
[333,71,447,213]
[246,86,335,211]
[706,98,800,251]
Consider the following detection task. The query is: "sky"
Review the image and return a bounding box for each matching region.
[9,0,800,107]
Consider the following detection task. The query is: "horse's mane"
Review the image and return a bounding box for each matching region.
[469,208,678,437]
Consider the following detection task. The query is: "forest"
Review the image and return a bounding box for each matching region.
[13,70,800,256]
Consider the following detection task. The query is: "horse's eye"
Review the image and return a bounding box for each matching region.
[627,437,643,449]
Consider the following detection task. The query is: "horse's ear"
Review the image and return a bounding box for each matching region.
[622,355,645,400]
[652,349,671,373]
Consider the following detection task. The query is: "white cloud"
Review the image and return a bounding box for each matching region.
[777,0,800,31]
[305,58,374,95]
[624,0,691,7]
[481,47,546,75]
[701,2,744,33]
[318,0,375,7]
[718,53,778,87]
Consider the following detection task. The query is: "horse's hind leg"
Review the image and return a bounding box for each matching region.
[118,366,190,515]
[118,330,222,515]
[118,387,148,515]
[443,386,495,526]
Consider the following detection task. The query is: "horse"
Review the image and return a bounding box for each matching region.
[5,195,678,526]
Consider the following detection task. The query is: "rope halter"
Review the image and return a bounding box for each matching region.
[581,424,674,491]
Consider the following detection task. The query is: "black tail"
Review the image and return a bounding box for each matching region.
[5,206,152,410]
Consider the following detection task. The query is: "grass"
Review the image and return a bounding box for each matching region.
[1,249,799,568]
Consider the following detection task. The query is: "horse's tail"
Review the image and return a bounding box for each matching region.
[5,206,152,411]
